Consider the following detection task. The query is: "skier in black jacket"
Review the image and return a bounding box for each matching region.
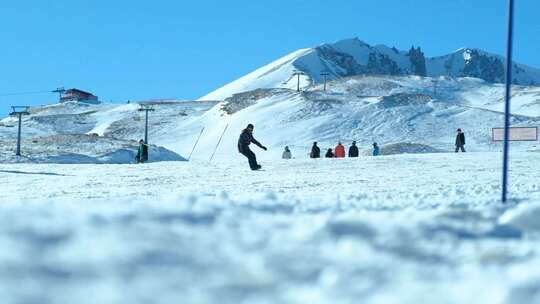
[348,141,359,157]
[455,128,466,153]
[238,124,267,170]
[310,142,321,158]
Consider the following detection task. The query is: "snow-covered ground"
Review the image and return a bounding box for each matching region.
[1,152,540,303]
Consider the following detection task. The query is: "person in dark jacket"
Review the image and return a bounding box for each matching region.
[238,124,267,170]
[136,139,149,163]
[325,148,334,158]
[348,141,359,157]
[310,142,321,158]
[455,128,466,152]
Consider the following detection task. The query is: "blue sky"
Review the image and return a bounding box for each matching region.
[1,0,538,115]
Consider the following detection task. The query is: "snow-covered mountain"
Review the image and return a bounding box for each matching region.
[201,38,540,101]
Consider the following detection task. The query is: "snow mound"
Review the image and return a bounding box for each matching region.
[0,134,185,164]
[363,143,444,156]
[499,202,540,233]
[378,93,432,108]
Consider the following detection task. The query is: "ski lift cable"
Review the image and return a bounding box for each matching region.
[0,90,53,97]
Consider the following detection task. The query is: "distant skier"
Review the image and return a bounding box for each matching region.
[282,146,292,159]
[238,123,267,170]
[348,141,359,157]
[335,142,345,158]
[372,143,380,156]
[325,148,334,158]
[310,142,321,159]
[136,139,149,163]
[455,128,466,153]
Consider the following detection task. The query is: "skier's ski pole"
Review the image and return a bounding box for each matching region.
[209,124,229,162]
[187,127,205,161]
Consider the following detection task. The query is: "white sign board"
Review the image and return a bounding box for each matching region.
[492,127,538,142]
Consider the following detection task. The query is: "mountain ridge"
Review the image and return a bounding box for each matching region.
[201,37,540,101]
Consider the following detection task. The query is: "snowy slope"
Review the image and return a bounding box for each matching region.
[201,38,540,101]
[2,152,540,303]
[2,77,539,162]
[184,76,540,161]
[0,100,218,163]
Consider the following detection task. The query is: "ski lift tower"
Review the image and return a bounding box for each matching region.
[9,106,30,156]
[52,87,66,102]
[138,104,155,144]
[292,71,305,92]
[320,72,330,91]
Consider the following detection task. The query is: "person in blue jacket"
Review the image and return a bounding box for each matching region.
[372,142,380,156]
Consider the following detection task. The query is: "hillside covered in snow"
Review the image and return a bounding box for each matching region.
[201,38,540,101]
[2,76,539,163]
[0,101,214,163]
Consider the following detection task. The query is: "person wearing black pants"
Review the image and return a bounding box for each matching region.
[238,124,267,170]
[455,128,466,153]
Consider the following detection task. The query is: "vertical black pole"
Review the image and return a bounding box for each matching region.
[324,75,327,91]
[16,113,22,156]
[297,73,300,92]
[502,0,514,203]
[144,110,149,144]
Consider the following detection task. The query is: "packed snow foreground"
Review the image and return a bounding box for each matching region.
[1,153,540,303]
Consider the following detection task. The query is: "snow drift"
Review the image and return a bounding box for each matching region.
[362,143,444,156]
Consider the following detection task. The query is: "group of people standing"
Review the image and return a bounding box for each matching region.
[237,123,384,170]
[236,123,468,171]
[308,141,380,159]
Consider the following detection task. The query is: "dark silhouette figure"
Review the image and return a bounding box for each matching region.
[310,142,321,158]
[325,148,334,158]
[348,141,359,157]
[455,128,466,152]
[238,124,267,170]
[136,139,149,163]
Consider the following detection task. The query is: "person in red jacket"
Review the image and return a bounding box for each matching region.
[334,142,345,158]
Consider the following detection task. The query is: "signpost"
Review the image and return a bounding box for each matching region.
[493,127,538,142]
[501,0,514,203]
